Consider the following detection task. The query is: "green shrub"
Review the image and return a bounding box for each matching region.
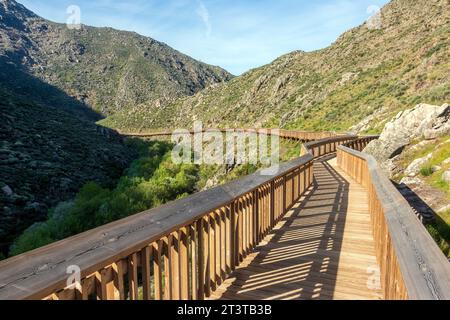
[10,141,201,256]
[420,166,433,176]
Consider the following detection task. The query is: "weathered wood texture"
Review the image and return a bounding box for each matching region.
[337,141,450,300]
[210,157,383,300]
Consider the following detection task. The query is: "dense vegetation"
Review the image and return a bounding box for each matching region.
[9,140,198,255]
[9,138,302,256]
[0,81,134,256]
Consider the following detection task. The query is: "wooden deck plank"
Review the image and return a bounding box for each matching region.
[211,156,382,300]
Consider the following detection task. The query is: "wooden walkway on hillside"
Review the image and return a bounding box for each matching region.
[211,156,382,300]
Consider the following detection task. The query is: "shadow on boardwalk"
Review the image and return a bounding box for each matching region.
[211,155,353,300]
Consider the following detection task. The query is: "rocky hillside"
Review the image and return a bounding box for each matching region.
[0,80,135,255]
[101,0,449,132]
[0,0,232,116]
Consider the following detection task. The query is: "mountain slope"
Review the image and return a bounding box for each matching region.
[0,0,232,116]
[102,0,449,132]
[0,0,234,253]
[0,67,135,254]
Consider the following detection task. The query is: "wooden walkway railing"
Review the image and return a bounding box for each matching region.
[337,141,450,300]
[0,131,448,300]
[118,129,339,142]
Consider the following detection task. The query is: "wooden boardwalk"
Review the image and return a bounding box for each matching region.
[211,156,382,300]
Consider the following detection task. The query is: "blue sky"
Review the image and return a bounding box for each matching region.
[18,0,390,75]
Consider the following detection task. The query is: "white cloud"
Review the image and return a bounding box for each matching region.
[196,0,211,37]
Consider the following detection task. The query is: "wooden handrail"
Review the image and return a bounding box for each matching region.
[301,135,378,158]
[118,128,341,142]
[337,140,450,300]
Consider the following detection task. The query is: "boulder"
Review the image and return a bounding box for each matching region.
[438,204,450,213]
[404,153,433,177]
[364,103,449,171]
[443,170,450,183]
[400,176,423,186]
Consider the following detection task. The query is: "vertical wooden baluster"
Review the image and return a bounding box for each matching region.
[248,195,252,251]
[274,180,278,222]
[231,201,237,270]
[239,200,244,263]
[153,241,163,300]
[266,186,270,233]
[260,188,264,237]
[209,214,217,292]
[190,224,198,300]
[242,198,247,257]
[104,269,115,301]
[259,188,264,242]
[203,216,211,297]
[250,193,255,249]
[169,232,180,300]
[215,211,222,286]
[251,193,255,245]
[95,271,108,300]
[163,237,171,300]
[112,260,125,300]
[179,227,189,300]
[300,167,304,196]
[81,275,95,300]
[294,170,298,203]
[283,176,287,215]
[254,189,259,245]
[220,209,226,281]
[225,205,232,274]
[197,219,205,299]
[270,181,275,227]
[128,253,139,300]
[247,195,251,252]
[142,246,152,300]
[246,193,253,255]
[263,187,267,235]
[263,187,267,234]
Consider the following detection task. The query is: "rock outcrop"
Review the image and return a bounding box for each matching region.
[443,170,450,183]
[364,103,449,174]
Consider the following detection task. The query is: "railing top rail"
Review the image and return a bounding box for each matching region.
[118,129,342,140]
[0,150,314,300]
[338,144,450,300]
[303,134,379,149]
